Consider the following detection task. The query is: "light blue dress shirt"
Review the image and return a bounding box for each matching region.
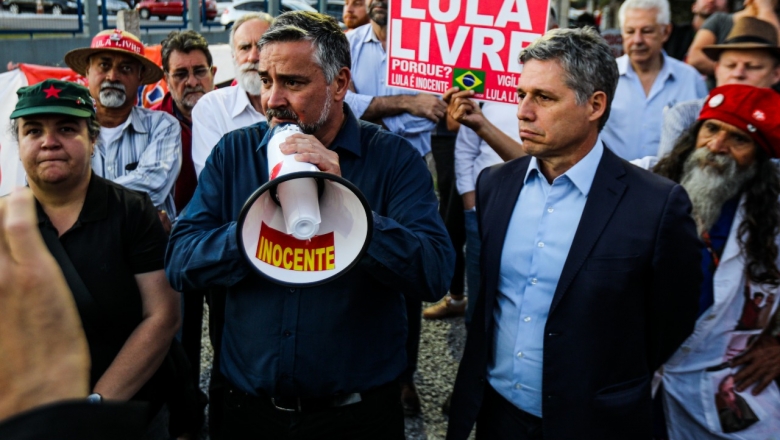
[345,23,436,157]
[601,53,707,161]
[488,140,604,417]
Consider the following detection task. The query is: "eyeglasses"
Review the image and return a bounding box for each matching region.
[167,67,211,82]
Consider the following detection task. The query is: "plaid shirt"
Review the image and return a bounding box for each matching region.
[92,106,181,217]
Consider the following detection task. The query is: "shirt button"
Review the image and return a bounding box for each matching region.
[538,242,545,248]
[283,331,292,337]
[530,278,538,285]
[547,207,554,213]
[524,316,532,323]
[107,166,113,171]
[517,351,524,358]
[515,383,522,390]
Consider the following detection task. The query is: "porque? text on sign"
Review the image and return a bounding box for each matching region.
[387,0,550,104]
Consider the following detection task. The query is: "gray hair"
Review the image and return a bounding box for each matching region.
[520,27,619,131]
[259,11,350,83]
[10,116,101,143]
[619,0,671,28]
[229,12,274,51]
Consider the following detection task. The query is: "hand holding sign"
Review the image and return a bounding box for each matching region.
[444,87,486,132]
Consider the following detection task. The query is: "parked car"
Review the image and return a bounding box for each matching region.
[4,0,78,14]
[98,0,130,14]
[219,0,314,27]
[215,0,230,15]
[136,0,217,20]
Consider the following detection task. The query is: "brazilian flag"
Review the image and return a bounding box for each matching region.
[452,68,486,93]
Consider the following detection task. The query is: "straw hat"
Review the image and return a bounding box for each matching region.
[703,17,780,61]
[64,29,163,85]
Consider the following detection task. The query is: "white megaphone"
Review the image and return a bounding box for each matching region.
[236,123,373,287]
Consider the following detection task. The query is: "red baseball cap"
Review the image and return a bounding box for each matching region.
[698,84,780,158]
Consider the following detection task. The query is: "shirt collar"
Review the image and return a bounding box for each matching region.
[524,138,605,196]
[618,51,674,81]
[126,106,148,134]
[256,104,363,158]
[362,24,381,44]
[171,99,192,128]
[36,172,108,226]
[233,84,258,118]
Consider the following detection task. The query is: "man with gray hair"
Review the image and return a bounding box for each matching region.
[191,12,273,178]
[445,27,701,439]
[601,0,707,160]
[165,11,453,438]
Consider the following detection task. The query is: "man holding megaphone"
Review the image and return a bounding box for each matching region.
[165,11,455,440]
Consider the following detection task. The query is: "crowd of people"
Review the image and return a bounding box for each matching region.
[1,0,780,439]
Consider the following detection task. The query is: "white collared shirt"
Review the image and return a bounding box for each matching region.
[191,84,266,178]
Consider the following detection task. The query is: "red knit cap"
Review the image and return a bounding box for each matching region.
[698,84,780,158]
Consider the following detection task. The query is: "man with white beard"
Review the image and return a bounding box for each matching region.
[64,29,182,230]
[653,84,780,438]
[191,13,273,178]
[187,14,272,439]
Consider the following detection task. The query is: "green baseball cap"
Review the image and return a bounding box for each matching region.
[10,79,95,120]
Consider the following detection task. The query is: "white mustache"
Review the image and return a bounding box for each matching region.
[240,62,259,73]
[100,81,126,92]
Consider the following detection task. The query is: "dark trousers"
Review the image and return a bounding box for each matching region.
[476,384,544,440]
[180,289,206,385]
[401,297,421,383]
[222,381,405,440]
[207,288,227,440]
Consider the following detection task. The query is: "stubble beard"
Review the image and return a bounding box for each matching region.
[265,88,332,135]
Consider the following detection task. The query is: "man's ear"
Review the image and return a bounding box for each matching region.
[661,23,672,43]
[771,63,780,84]
[332,67,351,101]
[588,91,608,124]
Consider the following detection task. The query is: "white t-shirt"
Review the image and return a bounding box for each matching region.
[99,124,124,148]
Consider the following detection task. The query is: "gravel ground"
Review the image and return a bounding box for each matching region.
[197,300,473,440]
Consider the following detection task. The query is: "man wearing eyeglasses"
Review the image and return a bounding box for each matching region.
[152,30,217,438]
[155,30,217,216]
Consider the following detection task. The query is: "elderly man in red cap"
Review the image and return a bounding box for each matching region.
[653,84,780,438]
[65,29,181,232]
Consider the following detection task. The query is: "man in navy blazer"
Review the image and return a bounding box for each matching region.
[444,28,702,439]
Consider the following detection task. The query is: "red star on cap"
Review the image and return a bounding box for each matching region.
[43,85,61,99]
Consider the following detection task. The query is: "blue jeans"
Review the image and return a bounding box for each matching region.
[464,209,481,325]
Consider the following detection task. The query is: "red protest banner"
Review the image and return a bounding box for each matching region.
[386,0,550,104]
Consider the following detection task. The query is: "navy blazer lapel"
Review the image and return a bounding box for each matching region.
[481,158,530,332]
[548,148,627,315]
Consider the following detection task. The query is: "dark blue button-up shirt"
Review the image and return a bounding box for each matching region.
[165,105,454,398]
